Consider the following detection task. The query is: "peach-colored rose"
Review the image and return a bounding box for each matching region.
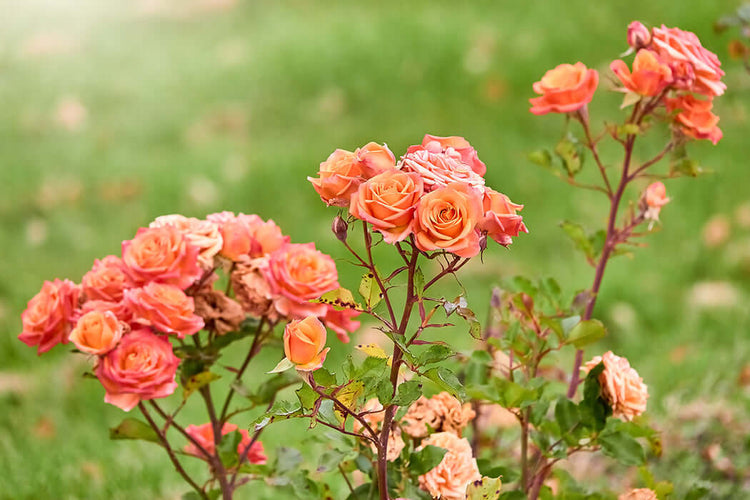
[584,351,648,421]
[642,182,670,222]
[413,183,483,258]
[216,217,253,261]
[418,432,481,500]
[263,243,339,319]
[627,21,651,50]
[479,188,528,247]
[355,142,397,177]
[402,396,442,438]
[652,25,725,97]
[245,216,288,257]
[184,422,267,464]
[431,392,477,436]
[78,299,132,323]
[321,305,360,343]
[231,256,278,319]
[309,149,366,206]
[125,282,204,338]
[121,226,202,290]
[666,94,722,145]
[400,146,485,193]
[350,169,423,243]
[421,134,487,177]
[283,316,330,371]
[96,329,180,411]
[529,62,599,115]
[619,488,657,500]
[352,399,405,461]
[18,279,81,355]
[611,49,673,97]
[150,214,223,269]
[69,310,125,355]
[207,212,289,261]
[82,255,131,303]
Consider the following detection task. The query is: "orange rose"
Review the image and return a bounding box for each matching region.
[184,422,267,464]
[121,226,202,290]
[355,142,396,177]
[150,214,223,269]
[584,351,648,421]
[18,279,80,355]
[400,146,485,193]
[529,62,599,115]
[666,94,722,145]
[421,134,486,177]
[283,316,329,371]
[308,149,365,206]
[217,218,253,261]
[611,49,673,97]
[125,282,204,338]
[82,255,131,303]
[96,329,180,411]
[418,432,481,500]
[69,310,125,355]
[207,212,288,261]
[479,188,528,246]
[350,169,423,243]
[414,183,483,258]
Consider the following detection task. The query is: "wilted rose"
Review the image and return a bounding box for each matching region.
[231,256,278,319]
[193,284,245,336]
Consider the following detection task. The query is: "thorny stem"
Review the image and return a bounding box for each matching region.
[200,386,233,500]
[578,111,613,197]
[219,318,268,422]
[363,220,399,330]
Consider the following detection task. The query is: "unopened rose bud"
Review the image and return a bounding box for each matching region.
[478,233,488,253]
[490,287,502,308]
[332,215,348,242]
[627,21,651,50]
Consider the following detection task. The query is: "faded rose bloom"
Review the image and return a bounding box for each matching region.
[231,256,278,319]
[121,225,202,290]
[18,279,80,355]
[321,305,360,343]
[309,149,365,206]
[402,396,442,438]
[355,142,397,177]
[431,392,477,436]
[349,169,424,243]
[96,329,180,411]
[627,21,652,50]
[184,422,267,464]
[529,62,599,115]
[642,182,670,222]
[413,183,483,258]
[149,214,223,269]
[418,432,481,500]
[619,488,657,500]
[193,284,245,336]
[69,310,125,355]
[385,426,406,461]
[82,255,130,303]
[263,243,339,319]
[283,316,330,371]
[421,134,487,177]
[400,145,485,193]
[667,94,722,145]
[611,49,673,97]
[479,188,528,246]
[652,25,725,97]
[584,351,648,421]
[125,282,204,338]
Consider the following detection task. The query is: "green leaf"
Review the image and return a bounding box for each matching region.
[580,362,610,431]
[414,266,425,300]
[417,344,455,366]
[598,430,645,466]
[528,149,553,168]
[211,318,259,350]
[566,319,606,348]
[334,380,365,423]
[109,418,161,444]
[217,430,242,468]
[182,371,221,400]
[315,287,362,311]
[252,400,304,431]
[554,397,580,433]
[268,357,295,374]
[391,380,423,407]
[554,136,583,176]
[317,449,355,473]
[467,476,503,499]
[425,367,466,400]
[409,445,448,475]
[617,123,642,136]
[358,272,383,309]
[296,383,318,410]
[313,368,337,387]
[275,446,304,476]
[561,315,580,335]
[560,221,595,261]
[250,370,300,405]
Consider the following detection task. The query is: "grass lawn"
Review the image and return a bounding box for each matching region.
[1,0,748,498]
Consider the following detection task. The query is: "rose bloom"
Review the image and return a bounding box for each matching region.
[184,422,267,464]
[352,399,405,461]
[121,225,202,290]
[479,188,528,247]
[18,279,80,355]
[431,392,477,436]
[611,49,673,97]
[283,316,330,371]
[418,432,481,500]
[667,94,722,145]
[309,149,366,206]
[400,145,485,193]
[125,282,204,338]
[321,305,360,343]
[82,255,131,302]
[78,298,132,323]
[584,351,648,421]
[619,488,657,500]
[96,329,180,411]
[627,21,651,50]
[263,243,339,319]
[402,395,442,438]
[149,214,223,269]
[69,310,125,355]
[643,182,670,222]
[421,134,487,177]
[246,216,288,258]
[413,183,483,258]
[355,141,396,177]
[231,256,278,319]
[350,169,424,243]
[652,25,725,97]
[529,62,599,115]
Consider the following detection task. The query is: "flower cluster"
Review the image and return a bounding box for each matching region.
[401,391,476,438]
[584,351,649,421]
[309,134,527,258]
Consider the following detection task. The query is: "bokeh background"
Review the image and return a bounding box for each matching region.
[1,0,748,498]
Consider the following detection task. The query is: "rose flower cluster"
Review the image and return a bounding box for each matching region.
[18,212,359,412]
[530,22,725,144]
[309,135,528,258]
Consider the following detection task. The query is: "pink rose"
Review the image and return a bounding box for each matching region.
[82,255,131,303]
[125,282,204,338]
[478,188,528,246]
[121,226,202,290]
[321,305,361,343]
[421,134,486,177]
[584,351,648,421]
[184,422,267,464]
[150,214,223,269]
[69,310,125,355]
[529,62,599,115]
[400,146,485,193]
[96,329,180,411]
[18,279,81,355]
[627,21,651,50]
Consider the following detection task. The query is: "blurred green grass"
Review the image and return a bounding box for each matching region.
[1,0,748,498]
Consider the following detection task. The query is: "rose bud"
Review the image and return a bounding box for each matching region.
[283,316,330,371]
[642,181,671,222]
[627,21,651,50]
[69,310,125,355]
[332,215,348,242]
